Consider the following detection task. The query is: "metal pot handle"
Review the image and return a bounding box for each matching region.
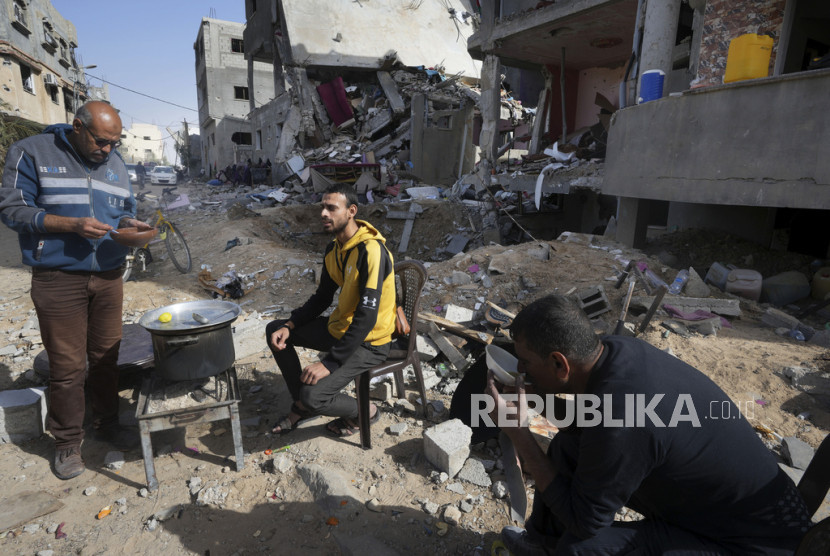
[165,336,200,347]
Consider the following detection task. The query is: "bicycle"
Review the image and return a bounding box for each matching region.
[122,186,192,281]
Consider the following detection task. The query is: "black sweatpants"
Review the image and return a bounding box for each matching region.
[265,317,390,419]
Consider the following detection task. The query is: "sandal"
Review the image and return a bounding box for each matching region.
[272,403,314,434]
[326,405,380,437]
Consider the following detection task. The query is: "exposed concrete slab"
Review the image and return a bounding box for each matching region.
[632,296,742,317]
[297,463,363,516]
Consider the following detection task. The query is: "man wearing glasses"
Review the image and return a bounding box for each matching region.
[0,101,152,479]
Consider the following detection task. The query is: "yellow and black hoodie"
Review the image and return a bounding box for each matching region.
[289,219,396,372]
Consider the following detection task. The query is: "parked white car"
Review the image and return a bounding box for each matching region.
[150,166,177,185]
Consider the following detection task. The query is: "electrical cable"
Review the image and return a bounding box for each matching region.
[85,74,197,112]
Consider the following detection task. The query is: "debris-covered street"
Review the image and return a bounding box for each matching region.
[0,181,828,554]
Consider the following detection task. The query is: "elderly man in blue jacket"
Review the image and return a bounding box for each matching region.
[0,101,151,479]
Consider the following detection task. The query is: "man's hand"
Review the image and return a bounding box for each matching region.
[72,216,114,240]
[485,370,529,433]
[120,218,153,231]
[301,362,330,385]
[269,327,290,351]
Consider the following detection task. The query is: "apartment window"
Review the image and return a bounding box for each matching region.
[143,136,151,141]
[42,20,58,51]
[256,129,262,150]
[234,86,249,100]
[48,85,59,104]
[12,1,30,34]
[231,38,244,53]
[20,65,34,94]
[58,39,70,67]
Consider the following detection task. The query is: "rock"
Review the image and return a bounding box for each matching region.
[366,498,382,512]
[450,271,472,286]
[684,267,711,298]
[782,367,830,401]
[370,381,393,401]
[459,499,474,513]
[104,450,126,470]
[155,505,180,521]
[491,481,508,499]
[274,454,293,474]
[457,458,492,488]
[23,523,41,533]
[443,505,462,525]
[782,437,815,470]
[196,485,228,507]
[423,419,472,478]
[36,551,54,556]
[368,485,377,497]
[297,463,363,515]
[446,482,465,495]
[422,500,439,515]
[388,422,408,436]
[189,476,203,495]
[689,317,721,337]
[146,518,159,531]
[394,399,416,413]
[84,486,97,496]
[416,334,440,361]
[808,330,830,348]
[46,523,59,534]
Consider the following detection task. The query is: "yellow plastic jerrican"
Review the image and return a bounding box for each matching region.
[724,33,774,83]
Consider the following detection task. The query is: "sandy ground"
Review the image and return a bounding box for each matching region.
[0,182,828,554]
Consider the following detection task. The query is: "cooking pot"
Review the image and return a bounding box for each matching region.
[139,300,240,381]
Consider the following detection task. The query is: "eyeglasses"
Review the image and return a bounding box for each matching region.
[79,120,122,149]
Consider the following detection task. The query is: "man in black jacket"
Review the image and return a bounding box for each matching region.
[487,295,810,555]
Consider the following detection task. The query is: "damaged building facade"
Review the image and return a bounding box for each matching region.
[240,0,482,188]
[0,0,89,125]
[194,17,275,174]
[470,0,830,256]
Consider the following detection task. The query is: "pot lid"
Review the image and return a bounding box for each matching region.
[139,300,240,332]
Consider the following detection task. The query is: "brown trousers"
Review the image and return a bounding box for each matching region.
[31,268,123,449]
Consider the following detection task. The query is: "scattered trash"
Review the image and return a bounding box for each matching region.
[755,399,769,406]
[96,506,112,520]
[264,449,272,456]
[54,522,67,539]
[224,238,241,251]
[326,516,339,526]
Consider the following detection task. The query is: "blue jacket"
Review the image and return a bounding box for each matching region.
[0,124,136,271]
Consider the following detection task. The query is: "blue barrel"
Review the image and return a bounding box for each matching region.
[638,70,665,104]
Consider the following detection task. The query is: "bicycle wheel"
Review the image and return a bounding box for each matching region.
[162,221,192,273]
[121,248,151,282]
[122,248,137,282]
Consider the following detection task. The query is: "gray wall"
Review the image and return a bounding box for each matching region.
[604,68,830,210]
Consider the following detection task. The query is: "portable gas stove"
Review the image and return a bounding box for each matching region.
[135,366,244,491]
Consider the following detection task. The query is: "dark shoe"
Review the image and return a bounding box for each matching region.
[501,526,551,556]
[92,424,141,450]
[54,446,85,480]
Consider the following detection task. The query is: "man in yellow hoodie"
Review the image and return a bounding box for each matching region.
[266,183,397,436]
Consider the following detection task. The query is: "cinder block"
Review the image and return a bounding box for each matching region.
[416,334,439,362]
[0,387,47,443]
[576,286,611,318]
[423,418,472,478]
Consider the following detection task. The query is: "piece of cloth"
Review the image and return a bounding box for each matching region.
[0,124,135,272]
[316,77,354,127]
[662,304,732,328]
[531,335,810,554]
[288,220,396,372]
[265,317,389,419]
[32,268,123,449]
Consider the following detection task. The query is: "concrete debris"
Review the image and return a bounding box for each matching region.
[196,484,229,507]
[443,505,462,525]
[104,451,126,470]
[456,457,492,488]
[491,481,508,499]
[297,463,363,515]
[0,387,47,443]
[782,437,814,470]
[388,422,408,436]
[423,419,472,478]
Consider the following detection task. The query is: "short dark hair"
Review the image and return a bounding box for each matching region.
[324,183,359,214]
[510,295,600,363]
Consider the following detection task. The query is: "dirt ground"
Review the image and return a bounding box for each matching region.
[0,182,828,555]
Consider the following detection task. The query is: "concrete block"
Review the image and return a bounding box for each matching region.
[444,304,475,324]
[0,387,47,443]
[808,330,830,348]
[423,419,472,478]
[684,267,711,298]
[576,285,611,319]
[232,317,267,360]
[782,436,815,470]
[369,381,393,401]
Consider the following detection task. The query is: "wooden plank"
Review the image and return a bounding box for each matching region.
[419,312,494,345]
[377,71,406,115]
[0,491,63,531]
[427,323,468,371]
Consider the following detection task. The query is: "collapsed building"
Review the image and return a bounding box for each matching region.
[201,0,829,258]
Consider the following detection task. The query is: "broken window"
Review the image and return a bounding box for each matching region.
[234,86,250,100]
[48,84,59,104]
[58,38,70,67]
[231,38,244,53]
[231,132,252,145]
[12,1,30,34]
[20,64,34,94]
[42,20,58,51]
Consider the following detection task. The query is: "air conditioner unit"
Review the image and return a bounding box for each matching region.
[43,73,58,86]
